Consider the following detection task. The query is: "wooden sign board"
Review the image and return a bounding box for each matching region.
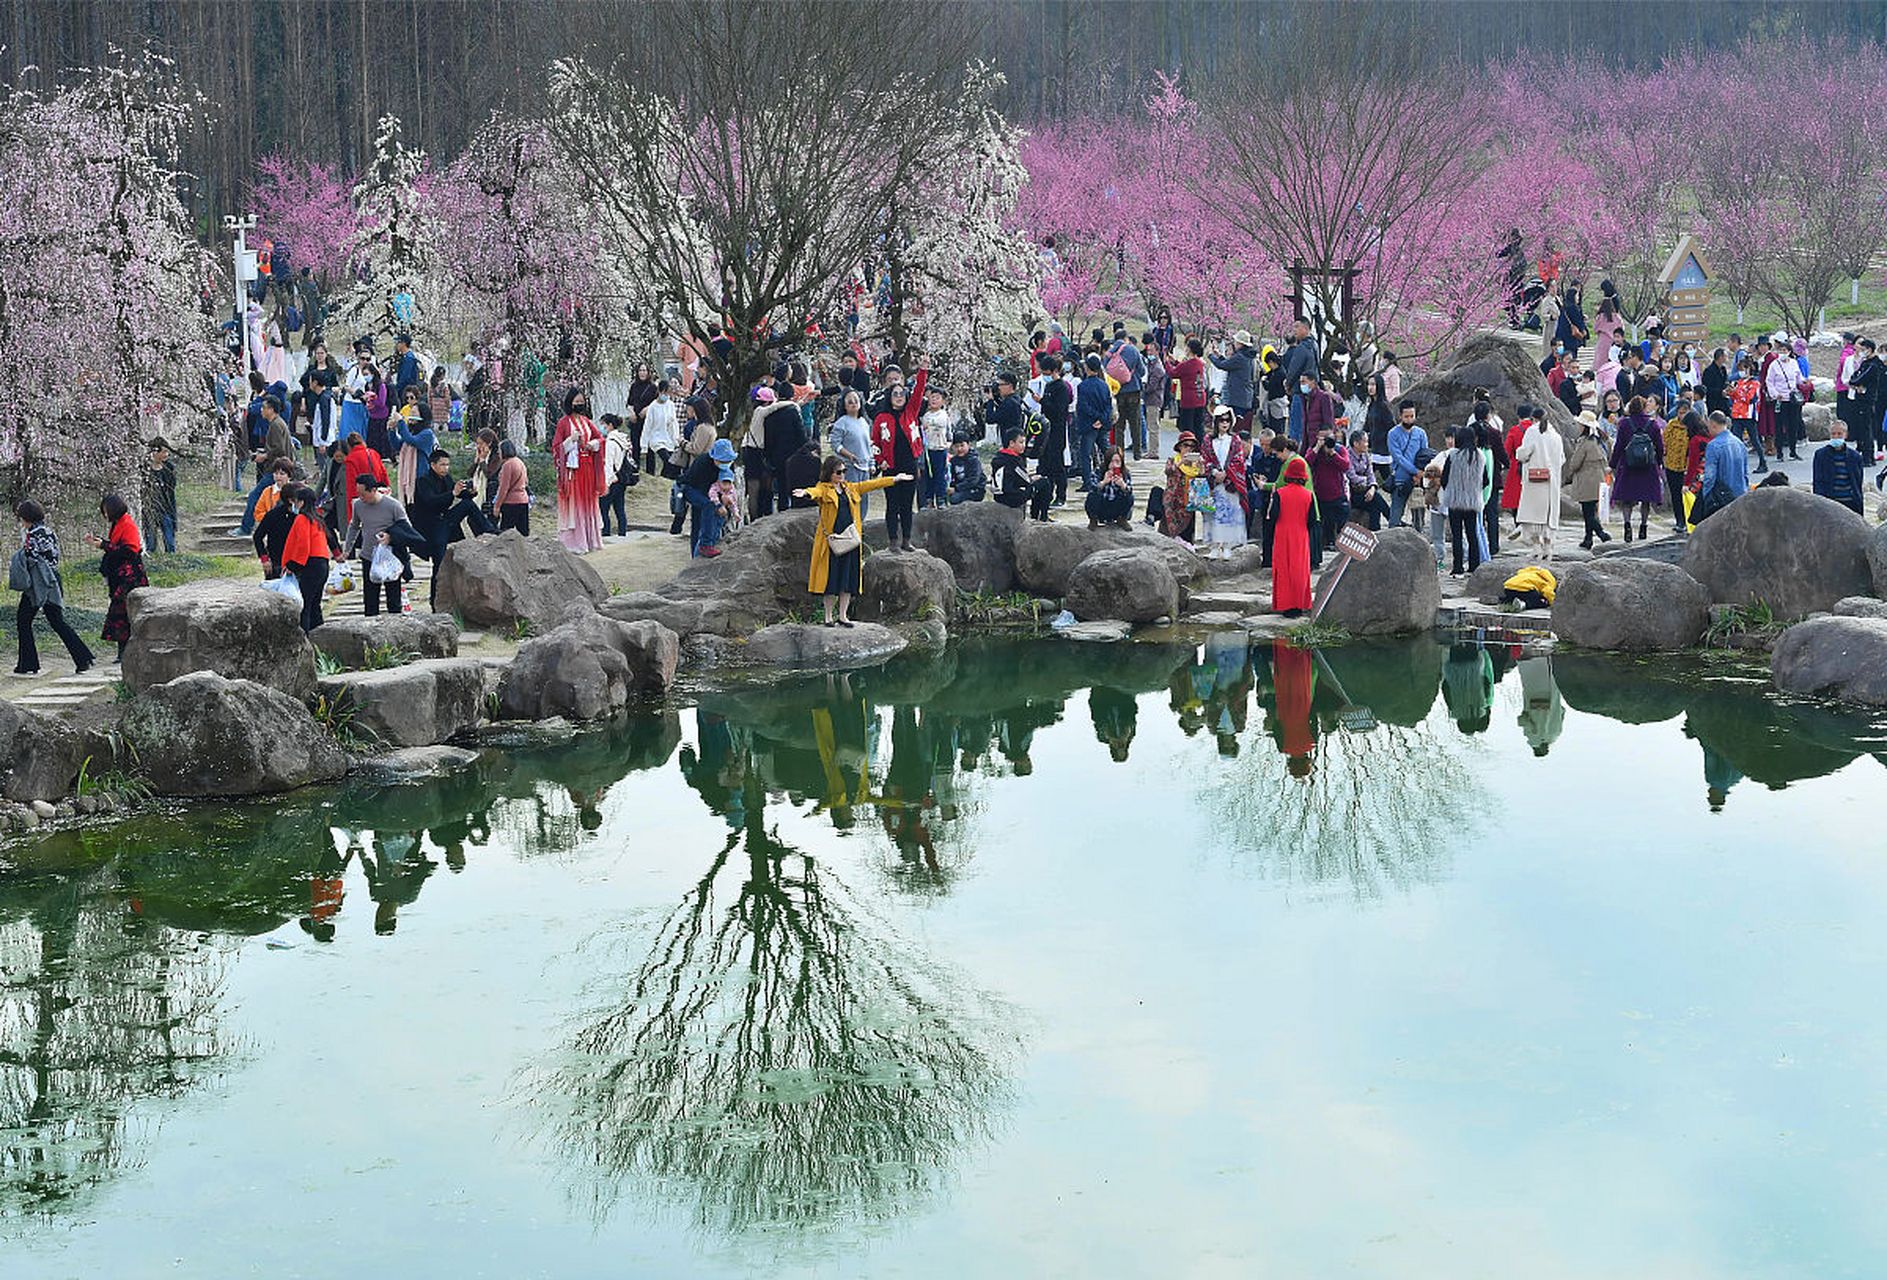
[1669,288,1709,307]
[1310,524,1379,619]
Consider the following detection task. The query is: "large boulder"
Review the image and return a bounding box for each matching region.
[1803,401,1834,442]
[122,581,316,699]
[432,530,608,634]
[117,672,347,797]
[1772,616,1887,705]
[855,550,957,623]
[1316,526,1442,636]
[497,610,679,722]
[911,501,1026,593]
[1551,558,1711,651]
[1015,522,1204,597]
[1063,548,1180,623]
[740,621,908,669]
[1682,487,1873,621]
[316,657,487,748]
[1867,523,1887,598]
[310,613,459,668]
[0,702,84,802]
[1401,333,1577,450]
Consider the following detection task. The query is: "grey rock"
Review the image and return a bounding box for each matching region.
[1401,334,1580,452]
[1832,596,1887,619]
[359,745,483,780]
[1772,616,1887,705]
[1204,545,1268,579]
[911,501,1026,593]
[1015,523,1204,597]
[1867,522,1887,598]
[16,808,39,829]
[310,614,458,668]
[1058,619,1132,642]
[1803,401,1834,442]
[1316,526,1442,636]
[1183,611,1247,628]
[1064,548,1181,624]
[317,657,487,748]
[1188,591,1267,614]
[1683,487,1873,620]
[1237,614,1301,640]
[29,800,55,819]
[497,610,680,721]
[1593,535,1690,566]
[0,701,84,802]
[740,621,908,669]
[1551,558,1711,651]
[432,529,608,634]
[118,672,346,796]
[122,580,316,699]
[855,550,957,623]
[462,716,578,747]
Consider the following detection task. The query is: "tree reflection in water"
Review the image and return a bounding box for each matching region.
[1195,636,1491,899]
[0,876,232,1220]
[531,790,1019,1236]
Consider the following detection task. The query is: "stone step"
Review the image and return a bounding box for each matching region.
[46,677,113,690]
[15,694,94,711]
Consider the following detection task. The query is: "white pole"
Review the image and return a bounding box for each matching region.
[236,226,255,377]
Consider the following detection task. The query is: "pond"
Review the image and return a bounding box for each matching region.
[5,636,1887,1277]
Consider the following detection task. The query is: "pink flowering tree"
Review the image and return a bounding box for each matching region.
[1206,35,1506,377]
[0,52,218,518]
[1016,125,1138,330]
[249,153,361,287]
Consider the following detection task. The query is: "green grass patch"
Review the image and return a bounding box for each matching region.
[1285,619,1352,649]
[1703,598,1785,649]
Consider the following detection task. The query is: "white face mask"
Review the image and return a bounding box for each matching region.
[1833,438,1848,449]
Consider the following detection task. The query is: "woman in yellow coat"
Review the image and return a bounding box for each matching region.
[794,455,913,626]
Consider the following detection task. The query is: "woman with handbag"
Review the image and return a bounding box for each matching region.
[1513,415,1566,560]
[793,455,912,627]
[11,500,94,676]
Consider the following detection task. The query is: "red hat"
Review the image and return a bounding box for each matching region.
[1282,455,1311,483]
[1176,431,1197,446]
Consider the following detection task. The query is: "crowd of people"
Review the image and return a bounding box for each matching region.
[16,253,1884,676]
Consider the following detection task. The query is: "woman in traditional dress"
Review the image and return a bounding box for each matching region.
[551,387,605,553]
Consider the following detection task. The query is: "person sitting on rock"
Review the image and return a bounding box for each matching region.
[412,448,497,605]
[991,430,1051,520]
[947,436,986,504]
[1085,446,1134,530]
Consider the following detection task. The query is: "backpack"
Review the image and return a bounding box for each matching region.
[286,305,303,333]
[1022,411,1046,457]
[615,443,639,488]
[1106,351,1133,386]
[1623,428,1658,471]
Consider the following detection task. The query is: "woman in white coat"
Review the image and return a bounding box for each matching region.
[1513,412,1567,560]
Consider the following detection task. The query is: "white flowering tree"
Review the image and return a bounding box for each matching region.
[329,114,448,354]
[545,0,976,426]
[0,52,218,516]
[866,63,1045,403]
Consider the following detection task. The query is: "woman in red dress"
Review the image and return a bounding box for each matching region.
[1269,454,1316,616]
[1270,639,1319,778]
[552,388,605,553]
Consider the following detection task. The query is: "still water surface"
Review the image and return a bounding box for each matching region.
[4,637,1887,1278]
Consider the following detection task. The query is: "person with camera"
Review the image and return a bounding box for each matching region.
[412,448,497,607]
[1306,425,1352,563]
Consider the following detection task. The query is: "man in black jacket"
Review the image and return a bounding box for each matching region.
[1844,339,1881,463]
[985,373,1025,443]
[761,398,807,511]
[411,449,495,605]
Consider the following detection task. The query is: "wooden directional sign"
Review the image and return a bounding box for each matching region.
[1658,235,1714,343]
[1310,524,1379,619]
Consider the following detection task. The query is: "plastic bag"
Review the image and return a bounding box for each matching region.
[369,543,403,584]
[1049,609,1076,630]
[261,574,304,605]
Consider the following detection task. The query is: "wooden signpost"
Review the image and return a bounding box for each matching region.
[1657,235,1713,344]
[1310,523,1377,620]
